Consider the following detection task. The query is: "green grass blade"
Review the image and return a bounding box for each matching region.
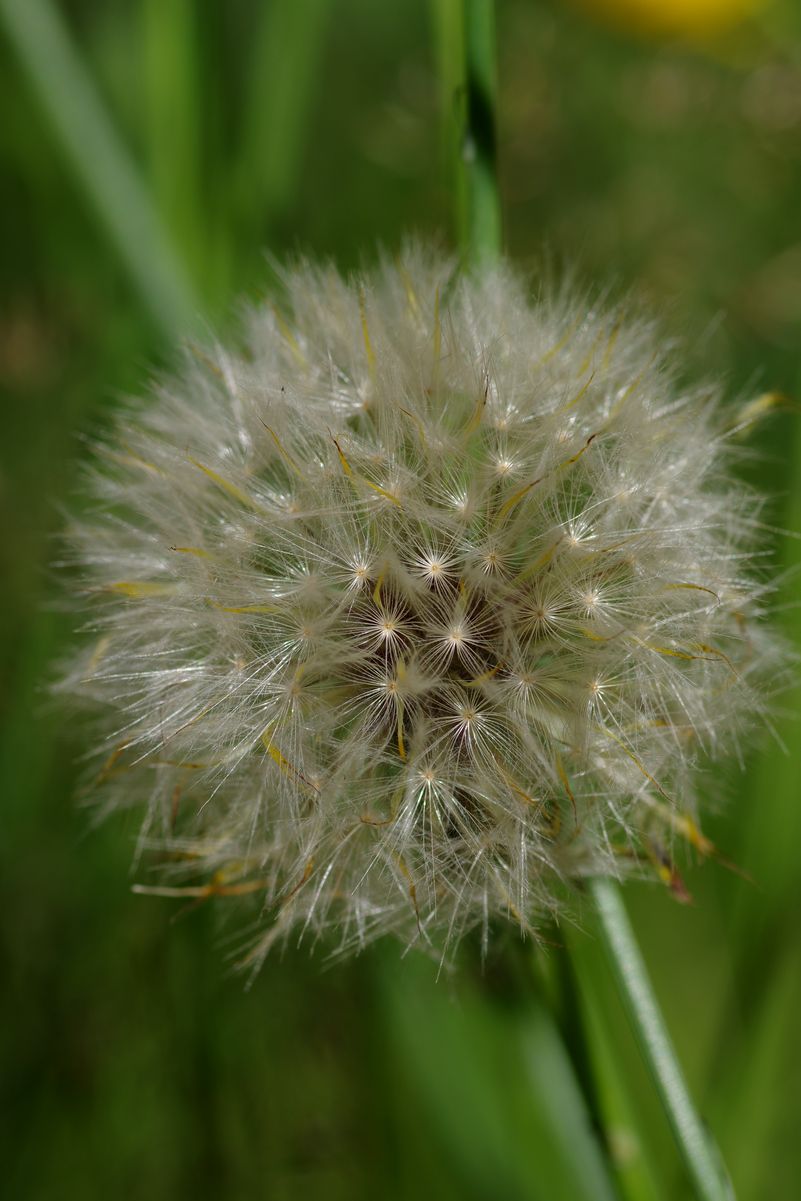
[588,879,732,1201]
[379,950,619,1201]
[0,0,197,336]
[429,0,467,248]
[517,1001,621,1201]
[563,923,674,1201]
[460,0,501,264]
[433,0,501,265]
[714,942,801,1198]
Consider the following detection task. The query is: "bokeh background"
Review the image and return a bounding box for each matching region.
[2,1,801,1198]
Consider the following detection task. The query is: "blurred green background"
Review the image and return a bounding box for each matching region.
[2,1,801,1198]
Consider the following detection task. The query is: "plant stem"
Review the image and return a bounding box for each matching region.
[454,0,502,265]
[1,0,197,337]
[430,0,466,244]
[589,877,732,1201]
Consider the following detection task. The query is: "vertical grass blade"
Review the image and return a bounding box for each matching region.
[589,878,732,1201]
[562,929,669,1201]
[1,0,196,336]
[434,0,502,264]
[379,950,619,1201]
[430,0,467,247]
[460,0,502,263]
[715,942,801,1197]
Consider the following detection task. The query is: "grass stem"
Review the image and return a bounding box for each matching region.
[442,0,501,265]
[1,0,197,336]
[589,877,732,1201]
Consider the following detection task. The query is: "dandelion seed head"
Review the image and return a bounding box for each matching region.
[59,246,782,966]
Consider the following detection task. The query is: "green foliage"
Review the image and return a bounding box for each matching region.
[1,1,800,1197]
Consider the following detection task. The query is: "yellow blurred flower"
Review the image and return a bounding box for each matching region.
[572,0,767,39]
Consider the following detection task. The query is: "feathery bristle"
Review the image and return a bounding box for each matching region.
[58,246,781,966]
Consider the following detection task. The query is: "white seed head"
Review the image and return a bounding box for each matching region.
[59,246,781,966]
